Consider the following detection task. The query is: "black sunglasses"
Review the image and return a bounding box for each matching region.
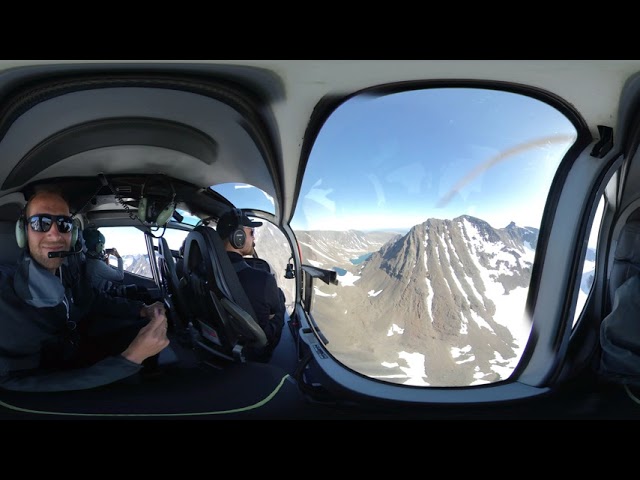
[27,214,74,234]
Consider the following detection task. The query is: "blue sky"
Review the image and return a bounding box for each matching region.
[213,87,577,232]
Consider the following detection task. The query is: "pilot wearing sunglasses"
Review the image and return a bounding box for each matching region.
[0,187,170,392]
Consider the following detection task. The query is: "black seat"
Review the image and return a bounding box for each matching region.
[181,226,267,363]
[0,220,22,277]
[608,219,640,307]
[598,217,640,385]
[157,236,192,335]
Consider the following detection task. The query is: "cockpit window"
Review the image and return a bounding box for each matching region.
[173,208,200,227]
[292,87,577,387]
[209,183,275,215]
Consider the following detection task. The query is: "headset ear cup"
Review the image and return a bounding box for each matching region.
[15,217,26,248]
[156,204,175,226]
[138,197,148,223]
[139,197,174,226]
[231,228,246,249]
[139,175,176,225]
[229,208,246,249]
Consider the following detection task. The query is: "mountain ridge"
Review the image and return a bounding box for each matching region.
[298,214,539,386]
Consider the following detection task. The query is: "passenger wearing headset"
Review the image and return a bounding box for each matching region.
[83,227,125,292]
[0,186,169,392]
[216,208,285,363]
[82,227,149,300]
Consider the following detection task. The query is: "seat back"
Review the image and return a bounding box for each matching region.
[157,236,192,330]
[0,221,21,277]
[181,226,266,362]
[608,220,640,306]
[0,198,24,274]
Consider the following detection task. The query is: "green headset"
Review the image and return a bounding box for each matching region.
[82,227,105,257]
[15,212,79,249]
[138,176,176,227]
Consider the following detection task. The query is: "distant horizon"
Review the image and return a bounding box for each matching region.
[291,213,540,234]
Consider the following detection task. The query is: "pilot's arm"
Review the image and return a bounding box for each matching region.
[92,254,125,282]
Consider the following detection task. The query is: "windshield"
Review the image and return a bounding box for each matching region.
[209,183,275,215]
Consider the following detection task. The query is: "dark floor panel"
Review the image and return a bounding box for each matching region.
[0,362,325,420]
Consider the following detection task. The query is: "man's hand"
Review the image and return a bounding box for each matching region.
[139,301,165,319]
[122,305,170,364]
